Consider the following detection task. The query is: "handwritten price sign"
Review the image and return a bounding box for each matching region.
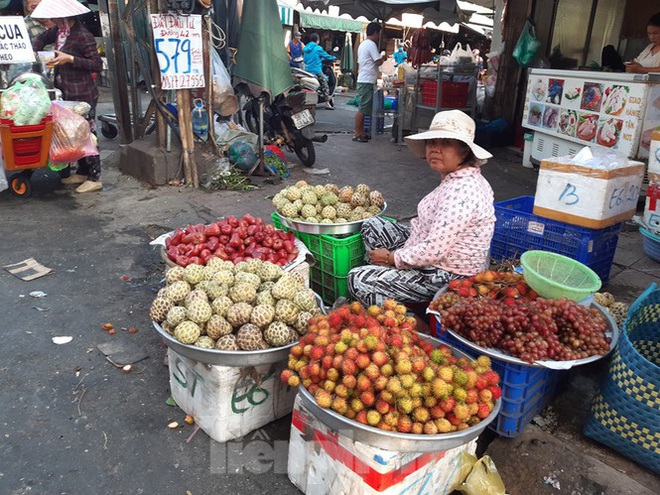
[150,14,204,90]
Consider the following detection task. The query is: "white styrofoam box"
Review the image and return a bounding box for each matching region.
[533,158,645,229]
[287,395,477,495]
[168,348,296,443]
[643,182,660,232]
[649,130,660,182]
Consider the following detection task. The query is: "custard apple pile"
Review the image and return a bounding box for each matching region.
[272,180,385,224]
[593,292,629,328]
[150,259,323,350]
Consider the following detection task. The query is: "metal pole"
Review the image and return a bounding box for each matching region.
[98,0,133,143]
[258,97,265,175]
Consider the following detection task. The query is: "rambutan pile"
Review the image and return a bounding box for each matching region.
[281,300,502,434]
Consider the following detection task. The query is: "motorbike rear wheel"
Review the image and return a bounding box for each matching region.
[243,101,260,135]
[293,136,316,167]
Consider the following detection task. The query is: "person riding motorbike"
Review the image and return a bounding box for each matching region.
[303,33,337,110]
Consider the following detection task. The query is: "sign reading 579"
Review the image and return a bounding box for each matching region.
[150,14,205,90]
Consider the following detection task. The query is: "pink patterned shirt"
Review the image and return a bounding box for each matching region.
[393,167,495,275]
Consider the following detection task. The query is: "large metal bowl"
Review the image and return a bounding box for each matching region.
[152,292,326,367]
[153,321,295,367]
[297,335,501,452]
[277,202,387,235]
[438,302,619,370]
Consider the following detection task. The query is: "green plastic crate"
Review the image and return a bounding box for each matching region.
[272,212,366,304]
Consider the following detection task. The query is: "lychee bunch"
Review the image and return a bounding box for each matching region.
[281,299,502,434]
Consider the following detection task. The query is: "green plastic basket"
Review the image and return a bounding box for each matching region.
[520,250,602,301]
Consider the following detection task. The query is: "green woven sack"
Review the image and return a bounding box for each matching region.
[584,284,660,474]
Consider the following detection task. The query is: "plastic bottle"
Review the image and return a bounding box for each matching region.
[191,98,208,141]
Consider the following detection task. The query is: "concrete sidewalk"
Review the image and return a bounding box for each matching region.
[0,91,658,494]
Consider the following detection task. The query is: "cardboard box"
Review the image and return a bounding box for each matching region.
[533,158,645,229]
[287,395,476,495]
[168,348,296,443]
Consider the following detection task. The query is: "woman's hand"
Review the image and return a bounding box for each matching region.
[47,50,74,67]
[369,248,395,266]
[625,61,645,74]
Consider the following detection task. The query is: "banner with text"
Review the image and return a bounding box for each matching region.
[150,14,204,90]
[0,17,35,64]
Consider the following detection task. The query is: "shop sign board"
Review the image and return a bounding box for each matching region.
[150,14,205,90]
[522,73,647,158]
[0,17,35,64]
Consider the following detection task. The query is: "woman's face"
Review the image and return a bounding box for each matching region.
[425,138,470,175]
[648,24,660,46]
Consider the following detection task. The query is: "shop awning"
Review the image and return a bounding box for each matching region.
[278,1,294,25]
[300,11,365,33]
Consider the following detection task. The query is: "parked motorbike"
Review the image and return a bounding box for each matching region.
[291,51,338,108]
[242,88,327,168]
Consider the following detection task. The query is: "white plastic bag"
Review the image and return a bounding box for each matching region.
[0,157,8,193]
[450,43,474,64]
[211,49,239,116]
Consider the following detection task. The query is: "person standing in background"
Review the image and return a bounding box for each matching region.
[287,31,305,69]
[6,0,54,82]
[353,22,387,143]
[625,13,660,74]
[32,0,104,193]
[393,46,407,66]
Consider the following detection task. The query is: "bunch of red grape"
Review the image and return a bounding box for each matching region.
[438,297,611,363]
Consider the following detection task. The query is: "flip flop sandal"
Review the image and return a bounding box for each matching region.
[352,135,369,143]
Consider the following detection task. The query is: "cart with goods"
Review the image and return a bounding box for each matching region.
[150,256,326,442]
[280,301,503,494]
[271,180,388,305]
[427,260,619,437]
[0,74,55,197]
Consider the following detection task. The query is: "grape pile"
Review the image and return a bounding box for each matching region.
[437,295,611,363]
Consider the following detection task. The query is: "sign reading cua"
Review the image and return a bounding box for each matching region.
[150,13,205,90]
[0,17,35,64]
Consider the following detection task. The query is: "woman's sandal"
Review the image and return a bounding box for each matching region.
[352,135,369,143]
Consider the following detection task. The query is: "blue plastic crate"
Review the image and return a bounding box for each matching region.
[433,321,560,438]
[490,196,621,283]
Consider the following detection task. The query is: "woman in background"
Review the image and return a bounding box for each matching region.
[32,0,104,193]
[625,13,660,74]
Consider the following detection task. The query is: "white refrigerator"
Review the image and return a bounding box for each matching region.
[522,69,660,164]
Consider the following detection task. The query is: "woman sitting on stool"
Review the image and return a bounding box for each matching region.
[347,110,496,306]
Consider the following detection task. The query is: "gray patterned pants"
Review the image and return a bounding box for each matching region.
[347,217,460,306]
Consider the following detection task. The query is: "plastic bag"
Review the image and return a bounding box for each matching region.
[8,79,50,125]
[49,103,98,163]
[450,43,474,65]
[513,20,541,68]
[211,49,239,116]
[0,158,7,193]
[458,456,506,495]
[1,78,52,126]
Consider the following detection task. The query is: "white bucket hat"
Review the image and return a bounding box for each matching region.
[405,110,492,163]
[31,0,91,19]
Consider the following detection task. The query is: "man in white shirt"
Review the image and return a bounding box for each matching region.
[354,22,387,142]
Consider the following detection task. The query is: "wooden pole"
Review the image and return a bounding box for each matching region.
[182,89,199,188]
[177,90,192,185]
[204,15,220,155]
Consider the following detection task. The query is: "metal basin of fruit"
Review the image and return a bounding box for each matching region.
[153,321,296,367]
[297,336,502,453]
[440,302,619,370]
[152,292,327,367]
[276,202,387,236]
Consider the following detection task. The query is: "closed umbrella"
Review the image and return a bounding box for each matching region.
[340,32,354,74]
[233,0,294,100]
[233,0,294,175]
